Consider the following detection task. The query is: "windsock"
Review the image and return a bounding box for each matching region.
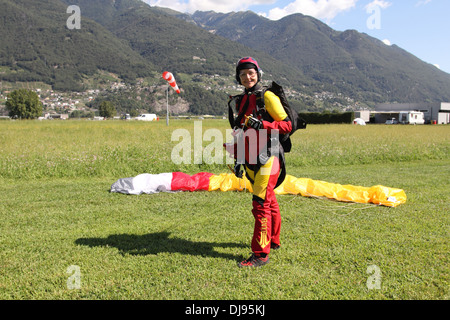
[162,71,180,94]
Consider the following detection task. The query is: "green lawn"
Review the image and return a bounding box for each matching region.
[0,120,448,299]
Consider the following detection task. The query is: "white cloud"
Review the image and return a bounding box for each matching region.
[382,39,391,46]
[267,0,357,21]
[433,64,440,69]
[143,0,274,14]
[415,0,432,7]
[143,0,357,21]
[364,0,392,10]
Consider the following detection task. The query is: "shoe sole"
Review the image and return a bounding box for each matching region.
[237,258,270,268]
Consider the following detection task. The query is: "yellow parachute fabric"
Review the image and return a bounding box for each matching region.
[208,173,253,192]
[208,173,406,207]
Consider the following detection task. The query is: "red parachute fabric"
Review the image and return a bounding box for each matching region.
[171,172,213,192]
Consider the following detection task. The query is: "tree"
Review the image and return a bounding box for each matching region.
[98,101,116,118]
[6,89,43,119]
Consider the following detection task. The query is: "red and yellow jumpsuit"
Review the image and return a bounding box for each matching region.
[235,88,292,255]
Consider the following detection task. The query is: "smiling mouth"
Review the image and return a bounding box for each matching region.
[243,79,256,87]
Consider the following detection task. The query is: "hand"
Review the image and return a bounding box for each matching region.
[234,163,243,178]
[245,115,263,130]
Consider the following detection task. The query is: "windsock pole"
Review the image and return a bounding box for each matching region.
[166,86,169,126]
[162,71,181,127]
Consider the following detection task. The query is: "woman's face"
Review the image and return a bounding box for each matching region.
[239,68,258,89]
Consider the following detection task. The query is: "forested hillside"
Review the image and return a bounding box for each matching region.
[1,0,450,116]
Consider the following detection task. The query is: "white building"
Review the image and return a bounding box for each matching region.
[373,102,450,124]
[439,103,450,124]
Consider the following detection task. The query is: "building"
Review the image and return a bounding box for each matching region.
[373,102,450,124]
[439,103,450,124]
[40,113,69,120]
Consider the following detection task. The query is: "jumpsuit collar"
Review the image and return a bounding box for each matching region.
[244,82,262,94]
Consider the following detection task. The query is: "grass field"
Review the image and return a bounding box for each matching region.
[0,120,448,300]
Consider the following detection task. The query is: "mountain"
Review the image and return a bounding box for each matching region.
[57,0,306,86]
[0,0,154,91]
[0,0,306,92]
[190,10,450,104]
[1,0,449,114]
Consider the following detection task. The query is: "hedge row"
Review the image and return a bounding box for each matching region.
[299,112,355,124]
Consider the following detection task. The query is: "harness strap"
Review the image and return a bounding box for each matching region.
[228,94,249,129]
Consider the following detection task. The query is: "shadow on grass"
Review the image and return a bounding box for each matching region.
[75,231,247,262]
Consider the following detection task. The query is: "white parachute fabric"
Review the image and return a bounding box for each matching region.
[110,172,173,195]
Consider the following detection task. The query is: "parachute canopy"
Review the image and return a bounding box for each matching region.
[162,71,180,94]
[111,172,407,207]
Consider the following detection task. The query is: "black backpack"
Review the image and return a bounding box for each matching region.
[228,81,306,153]
[259,81,306,152]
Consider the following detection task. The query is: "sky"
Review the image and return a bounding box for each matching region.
[143,0,450,74]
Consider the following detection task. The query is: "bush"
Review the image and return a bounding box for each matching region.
[98,101,116,118]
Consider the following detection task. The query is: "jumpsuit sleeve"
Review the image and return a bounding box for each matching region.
[262,90,292,135]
